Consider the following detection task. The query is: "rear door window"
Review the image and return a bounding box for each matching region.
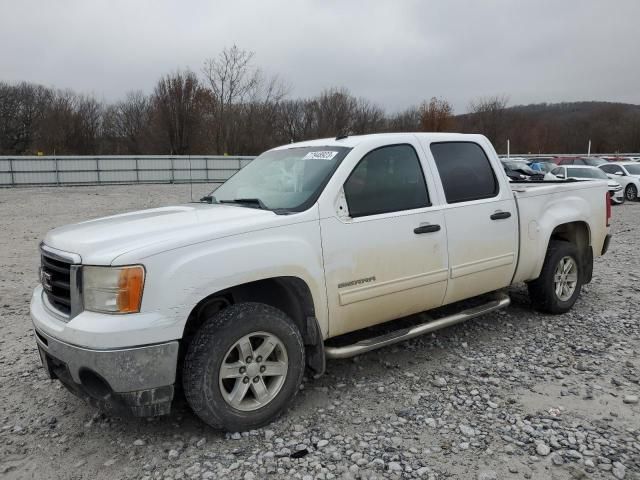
[430,142,499,203]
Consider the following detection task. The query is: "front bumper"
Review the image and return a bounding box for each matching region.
[33,326,179,417]
[610,189,624,203]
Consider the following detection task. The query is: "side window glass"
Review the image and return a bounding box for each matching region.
[344,144,429,217]
[430,142,498,203]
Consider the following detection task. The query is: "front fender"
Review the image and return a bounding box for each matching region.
[139,220,328,340]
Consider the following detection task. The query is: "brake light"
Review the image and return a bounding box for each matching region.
[606,192,611,227]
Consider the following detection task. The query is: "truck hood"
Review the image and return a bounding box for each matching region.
[43,203,280,265]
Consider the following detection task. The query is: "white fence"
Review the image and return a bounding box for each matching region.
[0,155,255,187]
[3,152,639,187]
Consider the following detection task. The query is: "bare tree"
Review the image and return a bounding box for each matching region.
[351,98,385,134]
[152,70,206,154]
[37,89,77,154]
[202,45,291,154]
[68,95,103,154]
[310,88,357,137]
[276,99,314,144]
[104,91,152,154]
[467,95,509,144]
[386,106,421,132]
[202,45,261,153]
[0,82,52,154]
[419,97,454,132]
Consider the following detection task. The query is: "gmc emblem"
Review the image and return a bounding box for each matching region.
[40,268,53,292]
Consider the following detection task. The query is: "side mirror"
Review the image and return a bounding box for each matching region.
[614,171,624,176]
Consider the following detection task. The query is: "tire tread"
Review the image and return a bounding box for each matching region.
[182,302,305,430]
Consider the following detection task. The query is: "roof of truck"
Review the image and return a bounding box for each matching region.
[271,132,487,150]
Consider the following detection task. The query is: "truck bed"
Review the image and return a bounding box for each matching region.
[510,179,609,284]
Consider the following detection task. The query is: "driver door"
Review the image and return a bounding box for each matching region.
[319,142,449,337]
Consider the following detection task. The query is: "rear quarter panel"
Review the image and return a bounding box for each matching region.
[511,181,609,283]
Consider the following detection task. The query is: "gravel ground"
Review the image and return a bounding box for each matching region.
[0,184,638,480]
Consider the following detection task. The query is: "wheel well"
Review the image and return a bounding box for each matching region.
[181,277,325,375]
[548,221,593,283]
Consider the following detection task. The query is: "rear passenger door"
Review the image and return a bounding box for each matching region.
[426,141,518,304]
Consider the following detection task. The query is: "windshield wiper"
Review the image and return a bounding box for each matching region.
[219,198,269,210]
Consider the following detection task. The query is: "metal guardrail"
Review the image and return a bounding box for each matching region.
[2,152,639,187]
[0,155,255,187]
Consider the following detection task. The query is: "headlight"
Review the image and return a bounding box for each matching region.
[83,265,145,314]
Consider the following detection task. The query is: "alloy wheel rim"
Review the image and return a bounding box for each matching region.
[218,331,288,411]
[553,256,578,301]
[626,186,637,201]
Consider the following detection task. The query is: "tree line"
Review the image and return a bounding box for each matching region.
[1,46,639,156]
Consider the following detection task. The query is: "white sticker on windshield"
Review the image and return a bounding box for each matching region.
[303,151,339,160]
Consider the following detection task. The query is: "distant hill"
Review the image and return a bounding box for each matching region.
[456,101,640,154]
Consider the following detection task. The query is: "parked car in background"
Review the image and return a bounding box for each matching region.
[529,161,559,175]
[501,159,546,181]
[555,157,608,167]
[599,162,640,201]
[526,157,555,164]
[551,165,624,204]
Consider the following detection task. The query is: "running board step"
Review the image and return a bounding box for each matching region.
[324,293,511,359]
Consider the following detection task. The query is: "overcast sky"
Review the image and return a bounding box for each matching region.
[1,0,638,113]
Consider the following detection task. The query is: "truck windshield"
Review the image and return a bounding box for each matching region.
[208,146,351,212]
[567,167,607,179]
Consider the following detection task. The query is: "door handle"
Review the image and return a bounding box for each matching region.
[414,224,441,234]
[490,211,511,220]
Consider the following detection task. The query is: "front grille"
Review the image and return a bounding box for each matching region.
[41,253,72,315]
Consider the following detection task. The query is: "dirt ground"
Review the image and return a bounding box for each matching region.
[0,184,638,480]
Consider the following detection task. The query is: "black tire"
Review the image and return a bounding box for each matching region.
[625,184,638,202]
[527,240,583,314]
[183,302,305,431]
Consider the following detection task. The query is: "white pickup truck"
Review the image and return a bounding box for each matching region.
[31,133,612,430]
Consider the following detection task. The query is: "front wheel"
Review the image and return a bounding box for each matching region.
[527,240,583,314]
[625,184,638,202]
[183,302,305,431]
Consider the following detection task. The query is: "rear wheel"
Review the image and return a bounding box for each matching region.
[625,184,638,201]
[528,240,583,314]
[183,302,305,431]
